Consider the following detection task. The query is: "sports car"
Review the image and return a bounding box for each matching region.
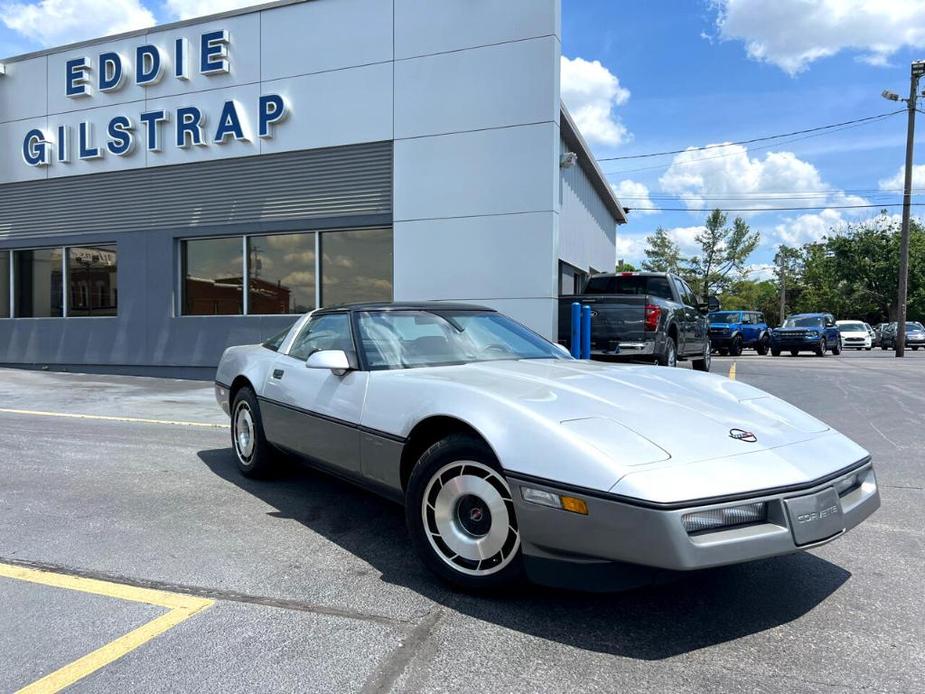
[215,303,880,591]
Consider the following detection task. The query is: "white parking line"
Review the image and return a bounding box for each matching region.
[0,408,228,429]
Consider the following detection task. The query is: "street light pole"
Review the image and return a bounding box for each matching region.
[894,61,925,357]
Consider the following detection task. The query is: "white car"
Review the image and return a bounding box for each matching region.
[836,320,873,350]
[215,303,880,591]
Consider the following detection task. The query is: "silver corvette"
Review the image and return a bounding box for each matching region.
[215,302,880,591]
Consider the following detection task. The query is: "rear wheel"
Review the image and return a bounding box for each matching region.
[231,387,276,478]
[406,435,522,591]
[914,346,920,351]
[692,343,711,372]
[755,336,769,356]
[790,350,799,356]
[657,336,678,367]
[718,348,729,356]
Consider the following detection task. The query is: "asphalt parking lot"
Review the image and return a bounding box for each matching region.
[1,351,923,693]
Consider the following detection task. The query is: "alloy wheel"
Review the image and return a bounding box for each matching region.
[421,461,520,577]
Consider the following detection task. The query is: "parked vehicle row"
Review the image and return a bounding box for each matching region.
[835,321,873,351]
[880,321,925,351]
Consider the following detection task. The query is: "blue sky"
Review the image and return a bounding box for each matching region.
[560,0,925,273]
[2,0,924,273]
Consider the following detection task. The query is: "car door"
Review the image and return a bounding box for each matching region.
[260,312,367,474]
[740,312,756,344]
[678,278,705,354]
[670,277,692,353]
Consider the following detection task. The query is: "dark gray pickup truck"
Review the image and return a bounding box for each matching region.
[558,272,713,371]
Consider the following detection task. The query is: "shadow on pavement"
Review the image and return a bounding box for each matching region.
[198,447,850,661]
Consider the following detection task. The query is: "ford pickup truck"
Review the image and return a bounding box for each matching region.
[558,272,714,371]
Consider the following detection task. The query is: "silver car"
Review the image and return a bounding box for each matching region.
[215,303,879,591]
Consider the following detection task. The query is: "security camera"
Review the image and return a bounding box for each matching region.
[560,151,578,169]
[881,89,900,101]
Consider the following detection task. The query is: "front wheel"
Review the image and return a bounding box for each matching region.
[231,387,276,478]
[771,348,781,357]
[831,339,841,355]
[406,435,522,591]
[692,343,711,372]
[729,336,743,357]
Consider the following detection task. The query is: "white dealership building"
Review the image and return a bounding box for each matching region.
[0,0,625,378]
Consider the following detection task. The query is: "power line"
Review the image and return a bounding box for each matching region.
[602,117,904,177]
[596,110,905,162]
[623,203,922,213]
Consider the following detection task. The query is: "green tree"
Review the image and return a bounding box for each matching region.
[616,259,638,272]
[685,209,760,297]
[773,245,802,322]
[719,279,781,325]
[641,227,682,273]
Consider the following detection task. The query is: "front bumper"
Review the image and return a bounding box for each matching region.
[771,335,822,349]
[214,382,231,415]
[507,459,878,589]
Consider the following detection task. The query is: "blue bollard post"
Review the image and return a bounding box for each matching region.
[581,305,592,359]
[570,302,581,358]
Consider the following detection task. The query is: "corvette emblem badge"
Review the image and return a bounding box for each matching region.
[729,428,758,443]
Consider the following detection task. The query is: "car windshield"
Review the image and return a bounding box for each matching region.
[783,316,824,328]
[906,322,925,331]
[583,275,673,300]
[838,322,866,332]
[709,311,740,323]
[357,310,565,370]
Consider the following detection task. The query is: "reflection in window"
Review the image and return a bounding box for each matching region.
[182,238,244,315]
[67,246,118,316]
[289,313,353,361]
[321,228,393,307]
[248,233,316,315]
[14,249,63,318]
[0,251,9,318]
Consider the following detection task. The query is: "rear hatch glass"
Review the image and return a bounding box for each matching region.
[583,275,673,300]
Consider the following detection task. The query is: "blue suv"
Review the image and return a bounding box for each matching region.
[771,313,841,357]
[708,310,770,356]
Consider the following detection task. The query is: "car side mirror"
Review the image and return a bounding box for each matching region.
[306,349,351,375]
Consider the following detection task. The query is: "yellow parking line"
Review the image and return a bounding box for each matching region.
[729,362,737,380]
[0,563,213,693]
[0,407,228,429]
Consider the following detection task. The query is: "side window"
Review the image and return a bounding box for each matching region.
[288,313,353,361]
[671,278,689,305]
[741,313,752,324]
[757,313,765,325]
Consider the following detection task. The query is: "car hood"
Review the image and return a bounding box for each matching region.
[413,359,833,466]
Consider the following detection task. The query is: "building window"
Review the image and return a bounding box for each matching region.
[67,246,118,316]
[14,249,64,318]
[179,228,393,316]
[181,237,244,316]
[247,233,316,315]
[0,251,9,318]
[320,228,393,307]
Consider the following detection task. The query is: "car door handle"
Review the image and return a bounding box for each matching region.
[272,369,285,380]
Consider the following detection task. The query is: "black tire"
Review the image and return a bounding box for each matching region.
[771,348,781,357]
[914,346,920,351]
[755,336,769,356]
[881,343,889,350]
[231,387,276,478]
[815,339,826,356]
[692,343,711,372]
[405,434,522,591]
[866,347,872,351]
[790,350,799,356]
[657,335,678,367]
[831,339,841,356]
[729,336,743,357]
[718,348,729,356]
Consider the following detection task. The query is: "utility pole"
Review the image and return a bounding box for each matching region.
[887,61,925,357]
[779,260,786,326]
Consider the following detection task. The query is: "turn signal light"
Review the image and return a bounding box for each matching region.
[521,487,589,515]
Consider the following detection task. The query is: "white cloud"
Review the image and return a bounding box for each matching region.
[773,208,847,246]
[612,179,658,214]
[1,0,155,46]
[745,263,776,281]
[561,55,631,147]
[615,234,647,263]
[712,0,925,75]
[665,226,705,255]
[164,0,258,21]
[659,143,867,214]
[878,164,925,191]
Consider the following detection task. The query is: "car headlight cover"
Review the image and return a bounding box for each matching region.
[682,502,766,533]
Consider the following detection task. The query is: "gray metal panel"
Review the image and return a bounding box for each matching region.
[0,142,393,240]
